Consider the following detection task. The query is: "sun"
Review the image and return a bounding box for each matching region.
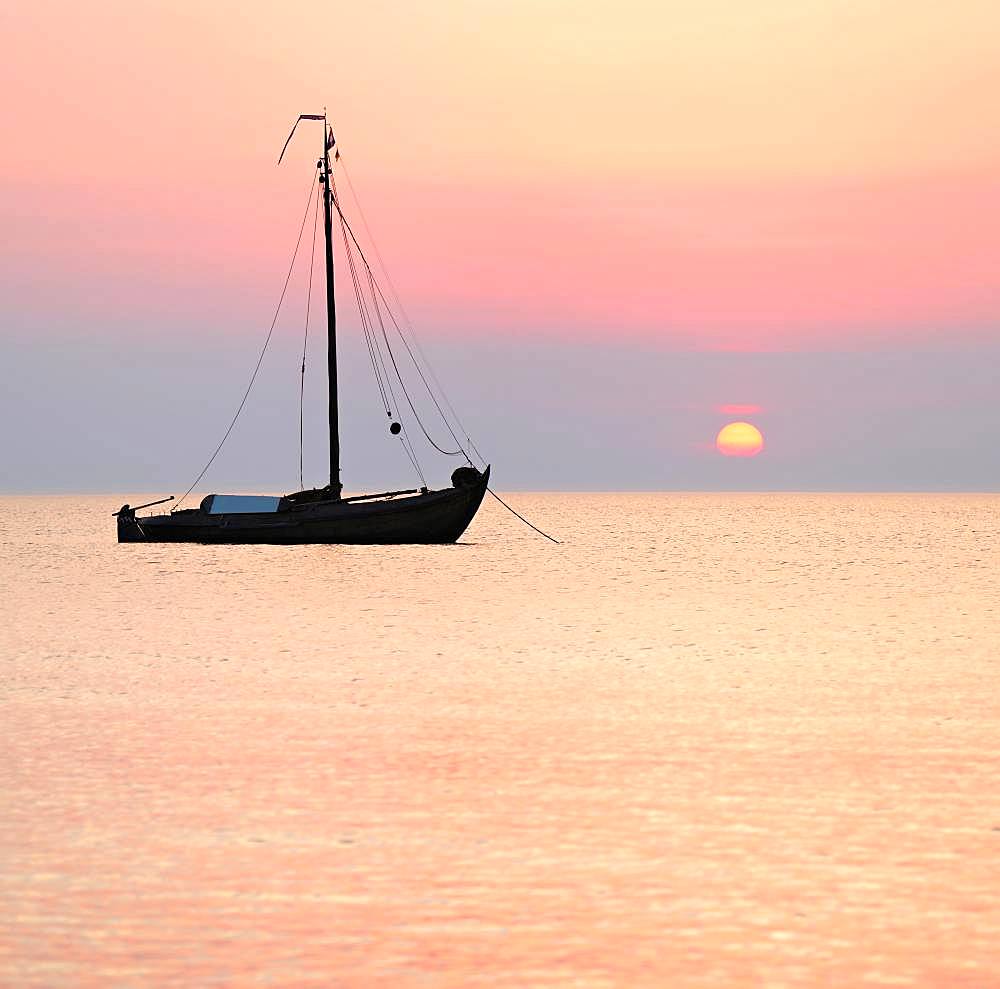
[716,421,764,457]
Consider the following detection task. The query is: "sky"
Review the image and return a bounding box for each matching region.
[2,0,998,492]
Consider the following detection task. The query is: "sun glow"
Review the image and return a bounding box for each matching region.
[716,421,764,458]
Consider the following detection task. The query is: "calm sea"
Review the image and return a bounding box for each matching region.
[3,493,999,987]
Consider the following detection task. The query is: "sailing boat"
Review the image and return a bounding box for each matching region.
[116,113,489,545]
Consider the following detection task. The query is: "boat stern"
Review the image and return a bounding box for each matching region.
[115,505,144,543]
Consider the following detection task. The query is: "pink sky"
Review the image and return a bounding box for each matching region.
[3,0,999,351]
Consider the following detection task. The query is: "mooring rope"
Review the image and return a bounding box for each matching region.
[487,488,560,544]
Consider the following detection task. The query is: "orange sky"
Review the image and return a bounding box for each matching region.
[3,0,999,350]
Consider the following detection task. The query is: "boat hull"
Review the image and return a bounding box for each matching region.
[118,468,489,545]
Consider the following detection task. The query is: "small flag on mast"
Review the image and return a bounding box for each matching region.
[326,126,336,150]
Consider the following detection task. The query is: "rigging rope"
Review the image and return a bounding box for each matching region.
[171,156,560,545]
[369,270,464,459]
[169,154,558,545]
[174,170,317,510]
[364,268,399,420]
[337,211,391,417]
[399,430,427,487]
[340,159,487,467]
[332,184,426,488]
[330,180,470,461]
[332,186,560,541]
[299,184,321,490]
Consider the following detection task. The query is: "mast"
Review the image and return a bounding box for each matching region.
[321,116,342,498]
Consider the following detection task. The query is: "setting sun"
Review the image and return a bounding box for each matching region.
[716,421,764,458]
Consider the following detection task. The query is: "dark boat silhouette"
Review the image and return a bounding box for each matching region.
[117,113,489,545]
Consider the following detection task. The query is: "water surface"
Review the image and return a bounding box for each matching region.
[3,494,999,986]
